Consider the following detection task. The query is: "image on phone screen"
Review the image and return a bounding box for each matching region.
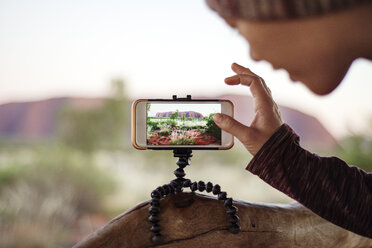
[146,103,221,146]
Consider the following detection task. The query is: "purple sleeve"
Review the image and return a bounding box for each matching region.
[246,124,372,238]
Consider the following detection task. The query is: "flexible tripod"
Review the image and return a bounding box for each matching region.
[148,148,240,244]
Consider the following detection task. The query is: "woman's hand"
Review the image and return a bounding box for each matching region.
[213,63,283,156]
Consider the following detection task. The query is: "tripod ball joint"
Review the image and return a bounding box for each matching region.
[151,233,163,244]
[150,224,162,233]
[229,224,241,234]
[151,190,161,199]
[197,181,206,192]
[206,182,213,193]
[176,157,189,168]
[212,184,221,195]
[148,215,160,223]
[218,192,227,201]
[190,182,198,191]
[183,179,192,187]
[174,168,186,178]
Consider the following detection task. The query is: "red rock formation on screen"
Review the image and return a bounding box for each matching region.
[155,111,204,118]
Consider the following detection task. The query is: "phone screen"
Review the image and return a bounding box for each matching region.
[146,102,222,146]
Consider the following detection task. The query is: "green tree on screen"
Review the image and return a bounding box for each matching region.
[170,110,179,120]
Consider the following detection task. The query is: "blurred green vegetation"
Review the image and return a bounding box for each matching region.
[0,146,116,247]
[336,129,372,172]
[0,79,127,248]
[57,79,129,153]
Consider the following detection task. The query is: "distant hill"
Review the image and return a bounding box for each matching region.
[155,111,204,118]
[0,95,337,151]
[0,97,103,140]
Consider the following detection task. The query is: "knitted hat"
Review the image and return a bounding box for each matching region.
[206,0,372,21]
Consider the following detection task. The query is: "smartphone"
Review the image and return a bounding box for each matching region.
[132,98,234,150]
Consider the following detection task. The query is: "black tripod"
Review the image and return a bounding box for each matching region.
[148,148,240,244]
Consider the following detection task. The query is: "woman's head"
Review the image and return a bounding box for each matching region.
[207,0,372,95]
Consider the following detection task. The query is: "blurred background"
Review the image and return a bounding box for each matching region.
[0,0,371,247]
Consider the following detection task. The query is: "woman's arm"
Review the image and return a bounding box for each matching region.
[247,123,372,238]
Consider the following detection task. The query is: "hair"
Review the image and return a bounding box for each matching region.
[206,0,372,21]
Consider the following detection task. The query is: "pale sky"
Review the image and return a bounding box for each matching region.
[147,103,221,117]
[0,0,371,138]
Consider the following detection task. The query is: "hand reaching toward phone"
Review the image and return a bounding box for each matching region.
[213,63,283,156]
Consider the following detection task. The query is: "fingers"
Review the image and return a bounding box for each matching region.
[225,74,258,87]
[231,63,255,75]
[224,75,241,85]
[225,63,275,109]
[226,73,271,103]
[230,63,272,95]
[213,113,252,144]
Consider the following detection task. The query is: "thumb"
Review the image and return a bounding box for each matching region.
[213,113,252,144]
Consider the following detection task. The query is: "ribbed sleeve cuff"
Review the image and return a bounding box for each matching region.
[246,124,299,175]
